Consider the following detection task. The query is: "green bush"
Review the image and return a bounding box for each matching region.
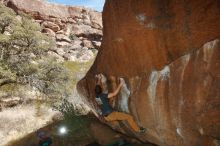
[69,33,78,40]
[0,4,71,99]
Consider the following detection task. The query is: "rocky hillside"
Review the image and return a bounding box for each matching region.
[3,0,102,62]
[78,0,220,146]
[0,1,102,145]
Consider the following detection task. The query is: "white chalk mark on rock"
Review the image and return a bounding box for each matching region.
[99,74,108,94]
[145,21,156,29]
[203,39,219,68]
[119,78,131,113]
[136,13,146,22]
[147,66,170,102]
[199,127,204,135]
[176,128,183,138]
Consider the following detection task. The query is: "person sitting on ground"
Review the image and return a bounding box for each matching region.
[37,130,53,146]
[95,74,145,133]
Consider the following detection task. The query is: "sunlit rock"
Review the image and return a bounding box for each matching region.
[78,0,220,145]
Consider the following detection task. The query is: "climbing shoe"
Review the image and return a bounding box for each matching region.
[139,127,146,134]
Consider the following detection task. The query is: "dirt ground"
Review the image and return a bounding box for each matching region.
[7,118,156,146]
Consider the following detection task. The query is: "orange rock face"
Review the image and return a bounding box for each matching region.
[80,0,220,146]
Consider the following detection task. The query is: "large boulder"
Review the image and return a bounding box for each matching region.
[83,39,94,48]
[78,0,220,146]
[42,28,56,37]
[56,34,71,43]
[0,96,22,109]
[6,0,80,19]
[41,21,60,32]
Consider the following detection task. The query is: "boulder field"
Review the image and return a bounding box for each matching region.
[77,0,220,146]
[3,0,103,62]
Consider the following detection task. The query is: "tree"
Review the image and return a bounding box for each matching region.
[0,4,72,100]
[0,4,16,34]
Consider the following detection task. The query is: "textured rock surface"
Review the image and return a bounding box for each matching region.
[4,0,102,62]
[78,0,220,146]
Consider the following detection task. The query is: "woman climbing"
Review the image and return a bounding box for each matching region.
[95,74,146,133]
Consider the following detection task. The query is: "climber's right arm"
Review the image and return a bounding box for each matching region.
[108,81,123,98]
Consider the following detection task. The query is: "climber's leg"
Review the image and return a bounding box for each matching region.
[105,111,140,132]
[111,120,119,127]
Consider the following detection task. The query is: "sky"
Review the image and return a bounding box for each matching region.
[47,0,105,12]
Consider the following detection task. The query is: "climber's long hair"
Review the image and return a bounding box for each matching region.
[95,85,102,96]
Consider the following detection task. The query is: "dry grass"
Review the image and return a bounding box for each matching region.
[0,104,57,146]
[0,60,96,146]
